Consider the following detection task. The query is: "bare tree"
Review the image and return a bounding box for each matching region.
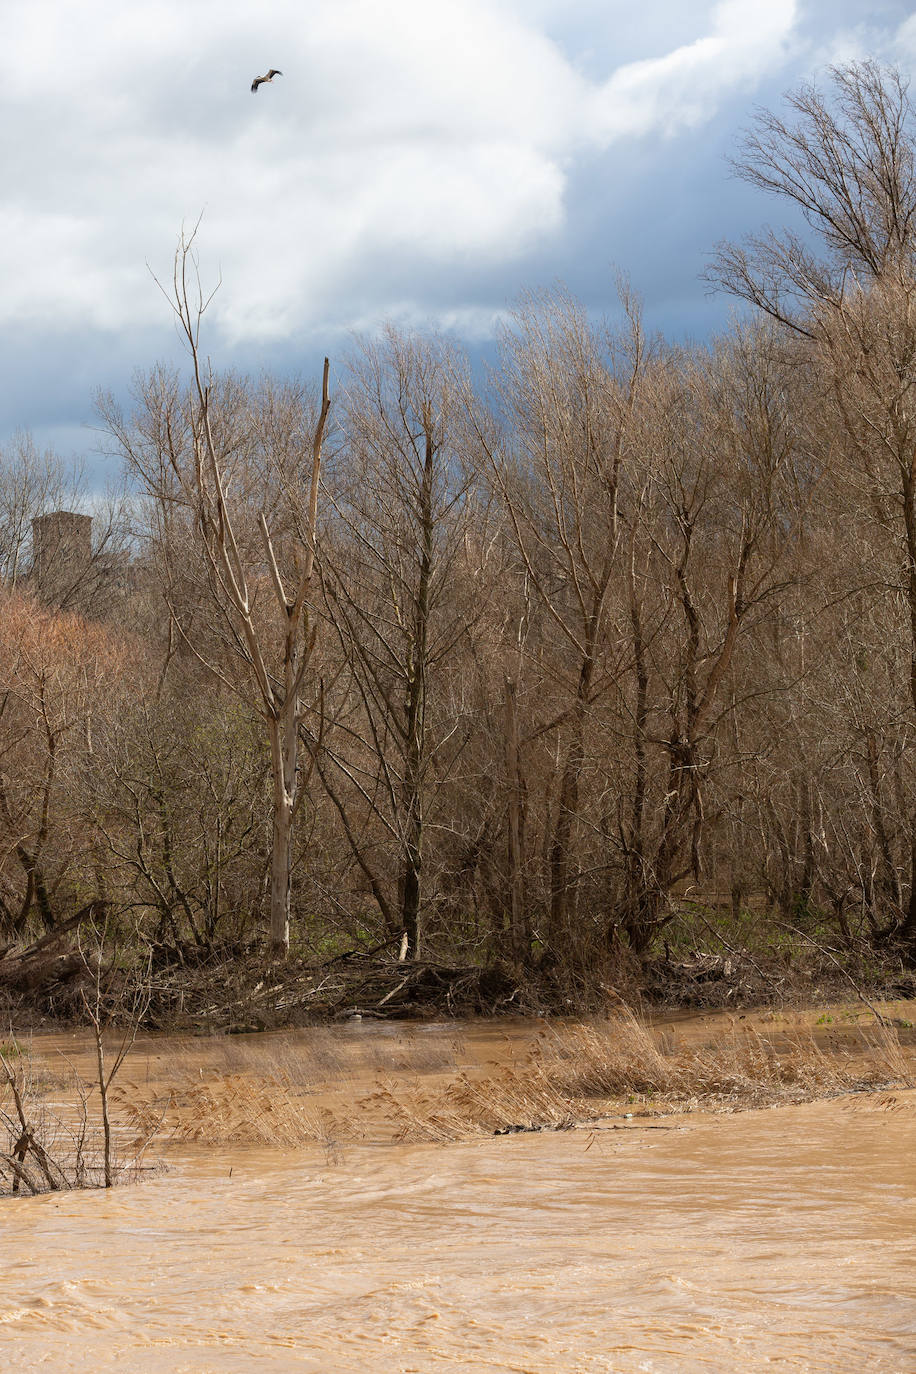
[0,590,127,938]
[316,328,487,958]
[0,433,77,587]
[709,61,916,333]
[481,288,647,947]
[615,324,805,952]
[108,232,330,957]
[710,61,916,956]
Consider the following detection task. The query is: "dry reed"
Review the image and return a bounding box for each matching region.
[541,1012,915,1112]
[95,1010,916,1153]
[114,1071,334,1149]
[341,1012,916,1143]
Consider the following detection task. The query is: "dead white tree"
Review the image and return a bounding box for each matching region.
[151,232,330,956]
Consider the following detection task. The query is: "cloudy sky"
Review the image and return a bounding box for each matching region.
[3,0,916,476]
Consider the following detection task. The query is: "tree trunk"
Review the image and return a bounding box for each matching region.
[267,714,298,957]
[396,430,435,960]
[503,676,527,960]
[549,652,593,938]
[399,677,424,958]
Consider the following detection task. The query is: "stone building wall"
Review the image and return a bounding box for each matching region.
[30,511,94,607]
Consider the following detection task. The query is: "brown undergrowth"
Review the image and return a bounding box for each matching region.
[110,1011,916,1151]
[547,1015,914,1109]
[130,1073,331,1149]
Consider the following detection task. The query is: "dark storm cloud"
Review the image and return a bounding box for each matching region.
[3,0,916,484]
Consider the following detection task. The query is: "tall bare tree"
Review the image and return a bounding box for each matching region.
[481,288,647,947]
[710,60,916,955]
[316,328,485,958]
[106,233,330,956]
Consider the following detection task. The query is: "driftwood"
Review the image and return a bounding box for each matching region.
[0,906,103,1005]
[132,951,529,1033]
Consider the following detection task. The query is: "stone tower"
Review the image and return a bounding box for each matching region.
[31,511,93,605]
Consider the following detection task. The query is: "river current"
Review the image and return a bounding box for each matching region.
[2,1014,914,1371]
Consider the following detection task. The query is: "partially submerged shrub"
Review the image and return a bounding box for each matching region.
[0,1049,158,1197]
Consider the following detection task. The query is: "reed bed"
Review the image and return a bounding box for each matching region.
[110,1010,916,1151]
[111,1026,462,1149]
[127,1072,328,1148]
[355,1056,576,1144]
[346,1015,916,1143]
[544,1014,914,1109]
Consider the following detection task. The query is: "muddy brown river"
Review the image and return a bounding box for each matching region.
[2,1014,915,1371]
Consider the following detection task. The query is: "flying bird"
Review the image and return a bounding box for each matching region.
[251,69,282,93]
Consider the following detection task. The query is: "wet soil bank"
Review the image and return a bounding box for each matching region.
[2,928,914,1034]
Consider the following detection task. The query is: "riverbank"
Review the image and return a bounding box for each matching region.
[3,921,915,1035]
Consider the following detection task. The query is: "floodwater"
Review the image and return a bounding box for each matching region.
[2,1013,915,1372]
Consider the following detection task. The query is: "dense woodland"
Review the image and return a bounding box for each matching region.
[4,62,916,1011]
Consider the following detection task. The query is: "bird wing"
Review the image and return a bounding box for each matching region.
[251,76,263,92]
[268,69,282,78]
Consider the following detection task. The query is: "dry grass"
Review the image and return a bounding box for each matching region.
[90,1010,916,1154]
[110,1026,463,1150]
[354,1055,576,1144]
[546,1013,914,1109]
[338,1013,916,1144]
[129,1072,329,1148]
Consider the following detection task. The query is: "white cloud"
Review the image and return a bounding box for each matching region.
[895,13,916,62]
[589,0,798,138]
[0,0,800,346]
